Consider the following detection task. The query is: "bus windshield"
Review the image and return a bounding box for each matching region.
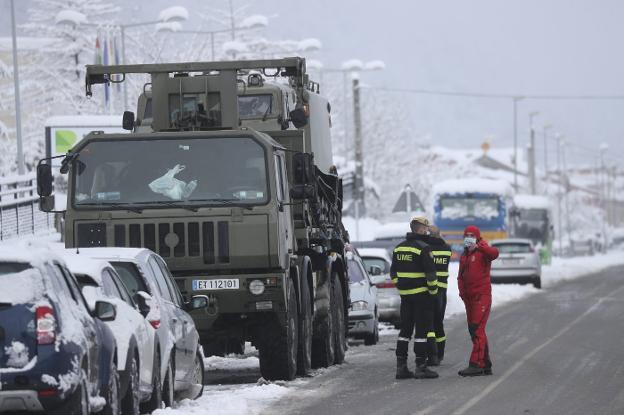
[438,196,500,220]
[72,136,268,208]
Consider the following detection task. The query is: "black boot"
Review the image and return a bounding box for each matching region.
[414,364,439,379]
[427,355,440,367]
[396,357,413,379]
[458,364,486,377]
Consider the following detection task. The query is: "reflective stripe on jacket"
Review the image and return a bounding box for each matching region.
[390,233,437,296]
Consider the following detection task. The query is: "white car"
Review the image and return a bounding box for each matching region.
[490,239,542,288]
[74,247,205,403]
[357,248,400,327]
[62,253,157,414]
[346,251,380,345]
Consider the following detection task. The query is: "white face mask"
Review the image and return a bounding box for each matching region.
[464,237,477,247]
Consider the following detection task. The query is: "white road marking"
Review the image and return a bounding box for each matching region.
[449,283,624,415]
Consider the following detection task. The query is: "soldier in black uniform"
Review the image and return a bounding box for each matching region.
[426,225,452,364]
[391,217,439,379]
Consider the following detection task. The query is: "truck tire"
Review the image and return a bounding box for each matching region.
[311,277,335,368]
[297,274,313,376]
[332,277,347,364]
[259,278,298,380]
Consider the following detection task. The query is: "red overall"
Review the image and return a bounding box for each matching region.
[458,226,499,369]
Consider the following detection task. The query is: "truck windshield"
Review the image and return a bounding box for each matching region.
[72,136,268,208]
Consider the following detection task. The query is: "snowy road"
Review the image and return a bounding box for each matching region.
[263,264,624,415]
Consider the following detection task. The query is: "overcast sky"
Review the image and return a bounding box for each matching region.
[2,0,623,168]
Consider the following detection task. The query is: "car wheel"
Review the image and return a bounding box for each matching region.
[102,362,120,415]
[533,277,542,289]
[189,349,205,399]
[364,316,379,346]
[332,277,346,364]
[121,353,140,415]
[140,350,162,413]
[162,357,175,408]
[297,274,313,376]
[71,369,90,415]
[258,278,298,380]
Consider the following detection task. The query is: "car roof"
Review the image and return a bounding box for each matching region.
[70,247,153,263]
[357,248,391,262]
[490,238,533,245]
[60,252,114,284]
[0,246,65,268]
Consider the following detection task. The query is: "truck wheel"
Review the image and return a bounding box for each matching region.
[297,274,312,376]
[311,277,335,368]
[332,278,346,364]
[259,278,298,380]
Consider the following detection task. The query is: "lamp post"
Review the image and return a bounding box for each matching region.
[56,6,189,109]
[9,0,24,174]
[512,96,524,191]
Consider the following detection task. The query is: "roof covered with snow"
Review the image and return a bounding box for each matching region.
[60,253,111,284]
[432,178,513,197]
[513,194,552,209]
[357,248,391,262]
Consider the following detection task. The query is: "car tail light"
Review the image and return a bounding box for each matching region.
[149,319,161,330]
[38,388,58,397]
[376,281,396,289]
[36,305,56,345]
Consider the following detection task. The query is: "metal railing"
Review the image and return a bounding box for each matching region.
[0,173,55,240]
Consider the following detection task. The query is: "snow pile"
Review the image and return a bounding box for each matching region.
[158,6,189,23]
[204,355,260,372]
[152,383,289,415]
[4,341,30,368]
[54,10,87,26]
[239,14,269,29]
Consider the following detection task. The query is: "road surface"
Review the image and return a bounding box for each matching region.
[260,264,624,415]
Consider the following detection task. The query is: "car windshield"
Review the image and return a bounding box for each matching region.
[348,260,366,283]
[361,257,390,273]
[238,94,273,118]
[72,136,268,207]
[494,243,533,254]
[439,196,500,220]
[110,262,149,298]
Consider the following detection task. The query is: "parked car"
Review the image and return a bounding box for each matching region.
[490,238,542,288]
[0,249,119,415]
[346,251,381,345]
[74,247,205,402]
[357,247,400,327]
[62,253,157,415]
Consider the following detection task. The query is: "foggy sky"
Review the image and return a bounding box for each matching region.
[2,0,623,168]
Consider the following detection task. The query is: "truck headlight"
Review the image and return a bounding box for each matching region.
[351,301,368,311]
[249,279,265,295]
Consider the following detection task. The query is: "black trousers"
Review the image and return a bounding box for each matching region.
[395,293,436,366]
[433,288,447,359]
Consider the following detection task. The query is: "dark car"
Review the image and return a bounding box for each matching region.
[0,249,119,415]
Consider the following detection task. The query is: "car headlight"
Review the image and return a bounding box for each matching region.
[249,279,265,295]
[351,300,368,311]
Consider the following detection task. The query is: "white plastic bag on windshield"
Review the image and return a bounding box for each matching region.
[148,164,198,200]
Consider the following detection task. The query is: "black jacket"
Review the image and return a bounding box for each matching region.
[390,233,437,296]
[425,236,452,289]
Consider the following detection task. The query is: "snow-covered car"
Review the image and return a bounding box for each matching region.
[490,239,542,288]
[62,253,157,414]
[0,249,119,415]
[73,247,205,403]
[346,251,380,345]
[357,247,400,327]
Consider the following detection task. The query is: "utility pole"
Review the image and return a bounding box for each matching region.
[10,0,24,175]
[556,134,563,254]
[561,141,571,248]
[352,76,365,215]
[543,124,552,187]
[528,111,539,194]
[599,143,609,250]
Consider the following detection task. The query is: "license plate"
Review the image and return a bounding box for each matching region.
[192,279,239,291]
[503,258,520,264]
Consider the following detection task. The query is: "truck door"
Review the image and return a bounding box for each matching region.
[275,154,293,267]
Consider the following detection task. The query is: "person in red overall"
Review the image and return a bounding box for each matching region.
[458,225,499,377]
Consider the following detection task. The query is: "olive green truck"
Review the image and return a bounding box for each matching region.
[37,58,350,380]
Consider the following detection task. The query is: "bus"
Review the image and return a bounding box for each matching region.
[433,179,512,258]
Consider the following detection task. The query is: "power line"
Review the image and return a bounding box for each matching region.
[362,86,624,101]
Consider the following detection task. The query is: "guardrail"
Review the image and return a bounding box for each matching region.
[0,173,55,240]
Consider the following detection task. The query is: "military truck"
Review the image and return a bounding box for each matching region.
[36,58,350,381]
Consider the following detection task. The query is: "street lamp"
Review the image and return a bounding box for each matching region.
[56,6,189,109]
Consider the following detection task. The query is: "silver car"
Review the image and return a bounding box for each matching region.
[358,248,401,328]
[490,239,542,288]
[346,251,380,345]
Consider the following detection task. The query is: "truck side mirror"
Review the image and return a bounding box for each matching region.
[289,108,308,128]
[39,195,56,212]
[122,111,135,131]
[37,163,53,197]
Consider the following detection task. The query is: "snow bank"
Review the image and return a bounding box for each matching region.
[152,383,289,415]
[204,355,260,372]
